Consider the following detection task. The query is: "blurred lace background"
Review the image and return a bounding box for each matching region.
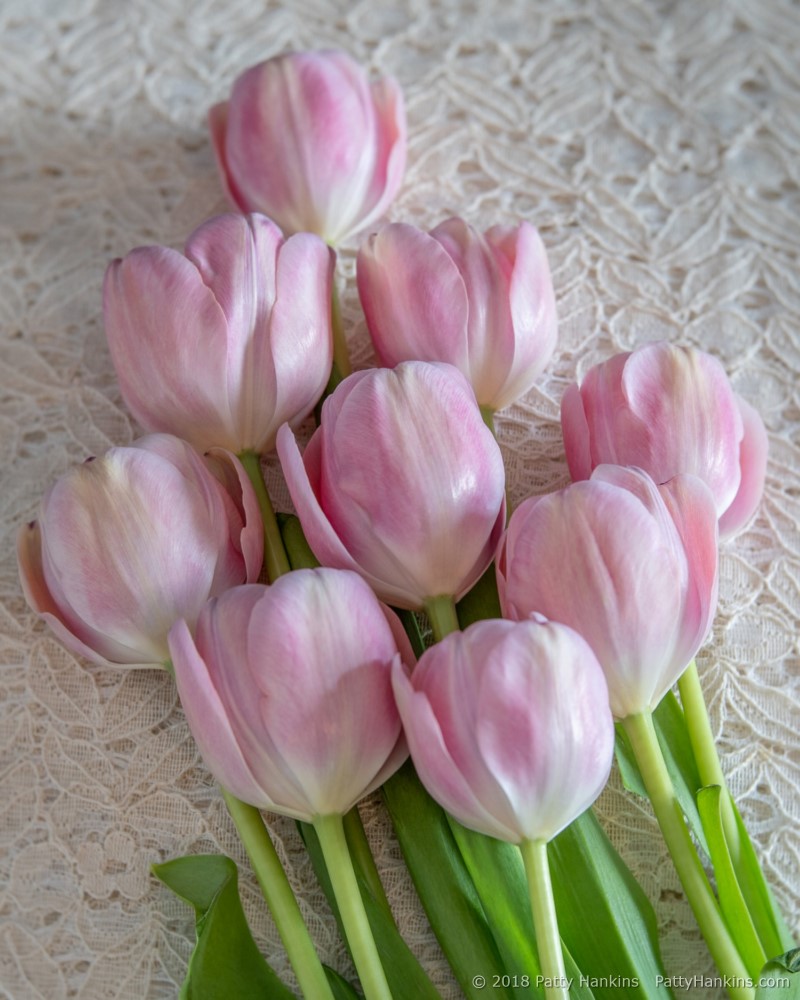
[1,1,798,997]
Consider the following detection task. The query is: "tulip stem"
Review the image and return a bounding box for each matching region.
[221,790,336,1000]
[519,839,568,1000]
[314,813,393,1000]
[678,661,786,959]
[330,282,351,388]
[479,405,496,436]
[238,450,291,581]
[424,595,460,642]
[621,711,755,1000]
[678,661,740,848]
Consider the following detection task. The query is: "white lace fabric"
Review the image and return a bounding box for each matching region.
[2,1,798,997]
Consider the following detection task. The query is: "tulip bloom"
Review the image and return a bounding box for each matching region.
[392,618,614,844]
[497,465,718,719]
[357,219,557,412]
[104,213,334,455]
[560,341,768,537]
[17,435,263,669]
[276,362,506,610]
[209,51,406,245]
[169,569,408,820]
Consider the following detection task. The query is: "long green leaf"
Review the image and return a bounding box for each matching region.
[456,563,503,625]
[755,948,800,999]
[615,692,710,857]
[299,816,442,1000]
[549,811,675,1000]
[446,819,544,998]
[383,762,514,1000]
[729,800,797,958]
[278,513,321,570]
[697,785,766,977]
[153,855,297,1000]
[447,818,596,1000]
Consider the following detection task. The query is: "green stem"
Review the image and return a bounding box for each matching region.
[622,712,755,1000]
[424,595,460,641]
[314,813,393,1000]
[330,282,351,387]
[678,662,739,845]
[238,450,291,581]
[222,790,336,1000]
[479,405,496,435]
[519,839,568,1000]
[679,661,787,959]
[342,808,392,920]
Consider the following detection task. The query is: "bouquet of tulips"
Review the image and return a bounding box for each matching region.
[18,50,798,1000]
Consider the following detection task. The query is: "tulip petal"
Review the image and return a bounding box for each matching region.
[204,448,265,583]
[358,223,470,371]
[276,422,405,596]
[267,234,334,442]
[208,101,249,212]
[170,616,279,811]
[486,222,558,409]
[17,520,154,668]
[243,572,403,816]
[560,383,594,481]
[395,621,613,845]
[718,396,768,538]
[620,343,744,513]
[658,474,719,676]
[355,74,407,235]
[392,661,521,842]
[318,363,506,605]
[431,218,516,400]
[104,249,238,452]
[499,479,685,718]
[475,623,612,841]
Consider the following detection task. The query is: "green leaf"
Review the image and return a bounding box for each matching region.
[729,800,797,958]
[152,854,297,1000]
[278,514,321,570]
[615,692,710,857]
[445,820,543,998]
[383,761,514,1000]
[323,966,363,1000]
[696,785,767,977]
[549,810,675,1000]
[299,812,442,1000]
[756,948,800,999]
[447,819,595,1000]
[456,563,502,626]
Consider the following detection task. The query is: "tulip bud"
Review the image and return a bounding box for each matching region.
[392,618,614,844]
[169,570,408,819]
[104,213,334,455]
[497,466,719,718]
[17,435,263,669]
[276,361,506,609]
[560,341,768,537]
[209,51,406,246]
[357,219,557,412]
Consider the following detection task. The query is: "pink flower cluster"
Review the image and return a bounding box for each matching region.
[19,49,769,853]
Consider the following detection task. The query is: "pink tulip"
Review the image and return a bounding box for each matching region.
[560,341,768,537]
[17,435,263,669]
[209,51,406,246]
[169,569,408,819]
[276,362,506,609]
[357,219,557,412]
[497,466,718,718]
[104,213,334,455]
[392,618,614,843]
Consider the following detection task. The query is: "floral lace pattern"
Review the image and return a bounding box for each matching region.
[2,2,798,997]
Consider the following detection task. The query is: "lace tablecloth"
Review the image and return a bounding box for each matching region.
[2,2,798,997]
